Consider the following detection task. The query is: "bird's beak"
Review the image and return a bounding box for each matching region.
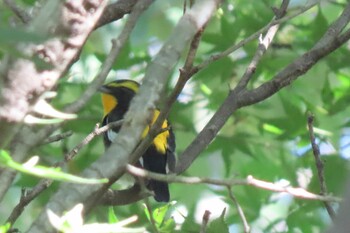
[98,85,112,94]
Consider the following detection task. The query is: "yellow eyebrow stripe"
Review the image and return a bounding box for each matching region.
[107,81,139,93]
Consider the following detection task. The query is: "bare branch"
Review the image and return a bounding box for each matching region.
[307,113,337,221]
[0,1,108,148]
[227,187,250,233]
[6,179,51,225]
[126,164,342,202]
[41,131,73,145]
[63,121,123,162]
[95,0,138,29]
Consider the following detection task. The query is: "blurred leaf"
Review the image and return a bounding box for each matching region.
[207,208,229,233]
[0,26,47,44]
[321,77,334,107]
[0,150,107,184]
[311,8,328,41]
[0,223,10,233]
[181,213,200,233]
[263,123,284,135]
[108,207,119,223]
[152,204,170,227]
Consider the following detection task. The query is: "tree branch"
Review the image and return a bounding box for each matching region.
[227,187,250,233]
[98,184,150,206]
[41,131,73,145]
[307,113,336,221]
[0,1,107,148]
[0,0,109,204]
[95,0,138,29]
[126,164,341,202]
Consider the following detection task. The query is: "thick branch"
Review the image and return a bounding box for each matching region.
[95,0,138,29]
[98,184,149,206]
[0,1,107,148]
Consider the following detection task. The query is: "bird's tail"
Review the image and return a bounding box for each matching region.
[148,180,169,202]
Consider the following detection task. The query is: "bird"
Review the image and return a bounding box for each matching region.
[99,79,175,202]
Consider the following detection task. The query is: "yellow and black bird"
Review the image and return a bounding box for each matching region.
[99,79,175,202]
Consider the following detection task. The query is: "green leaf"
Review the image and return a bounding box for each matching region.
[207,208,229,233]
[159,217,176,233]
[0,223,11,233]
[144,203,173,230]
[311,8,328,41]
[0,26,47,44]
[152,204,169,226]
[262,123,284,135]
[0,150,107,184]
[108,207,119,223]
[321,77,334,107]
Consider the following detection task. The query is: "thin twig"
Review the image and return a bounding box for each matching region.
[200,210,211,233]
[63,120,123,162]
[307,113,337,221]
[41,131,73,145]
[6,179,52,225]
[227,187,250,233]
[126,164,341,202]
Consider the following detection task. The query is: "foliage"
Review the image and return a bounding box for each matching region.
[0,150,107,184]
[0,0,350,233]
